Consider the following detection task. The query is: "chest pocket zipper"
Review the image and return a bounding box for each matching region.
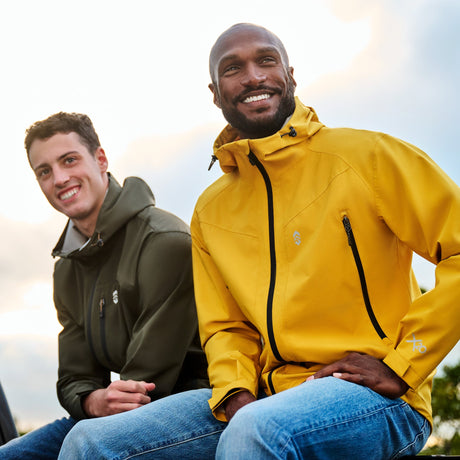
[99,297,115,366]
[342,215,387,340]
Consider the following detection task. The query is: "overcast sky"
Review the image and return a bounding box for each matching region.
[0,0,459,431]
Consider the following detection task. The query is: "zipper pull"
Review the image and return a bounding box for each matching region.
[99,298,105,318]
[208,155,217,171]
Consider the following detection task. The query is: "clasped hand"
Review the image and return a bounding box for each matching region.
[83,379,156,417]
[307,352,409,399]
[223,352,409,422]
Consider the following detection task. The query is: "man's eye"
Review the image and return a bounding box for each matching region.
[64,157,76,165]
[223,65,239,74]
[37,168,49,178]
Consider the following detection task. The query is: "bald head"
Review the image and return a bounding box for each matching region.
[207,23,296,139]
[209,23,290,85]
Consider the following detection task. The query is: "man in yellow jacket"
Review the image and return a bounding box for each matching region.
[58,23,460,459]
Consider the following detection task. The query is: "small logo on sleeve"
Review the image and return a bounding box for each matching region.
[112,290,119,304]
[406,334,427,353]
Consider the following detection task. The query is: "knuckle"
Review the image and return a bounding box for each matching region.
[134,394,145,404]
[106,390,117,402]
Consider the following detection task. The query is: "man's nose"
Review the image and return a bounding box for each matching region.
[53,167,70,186]
[241,64,267,87]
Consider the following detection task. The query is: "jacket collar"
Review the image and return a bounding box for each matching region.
[212,97,324,173]
[52,174,155,258]
[58,220,90,255]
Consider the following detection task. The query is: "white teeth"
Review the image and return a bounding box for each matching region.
[60,188,78,200]
[243,94,270,103]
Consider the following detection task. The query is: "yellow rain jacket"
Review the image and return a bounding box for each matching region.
[191,98,460,425]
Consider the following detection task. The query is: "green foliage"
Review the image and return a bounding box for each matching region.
[422,431,460,455]
[421,360,460,455]
[431,362,460,422]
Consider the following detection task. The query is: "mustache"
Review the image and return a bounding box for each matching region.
[232,85,281,104]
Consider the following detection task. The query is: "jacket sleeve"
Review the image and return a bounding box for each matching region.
[118,230,203,399]
[55,280,110,420]
[372,134,460,389]
[191,211,262,421]
[55,231,203,420]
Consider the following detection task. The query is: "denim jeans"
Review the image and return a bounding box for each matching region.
[59,389,226,459]
[59,378,430,459]
[0,416,77,459]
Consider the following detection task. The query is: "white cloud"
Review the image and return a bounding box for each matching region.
[0,336,65,432]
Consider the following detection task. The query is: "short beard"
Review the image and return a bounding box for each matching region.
[221,80,296,139]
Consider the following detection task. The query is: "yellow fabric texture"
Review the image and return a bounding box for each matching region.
[191,98,460,424]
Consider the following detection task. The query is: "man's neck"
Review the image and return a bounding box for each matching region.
[72,178,110,238]
[72,219,96,239]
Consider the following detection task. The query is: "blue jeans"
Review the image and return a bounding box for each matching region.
[0,416,77,459]
[59,379,430,459]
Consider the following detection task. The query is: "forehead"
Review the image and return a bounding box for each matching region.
[211,27,284,71]
[29,132,88,167]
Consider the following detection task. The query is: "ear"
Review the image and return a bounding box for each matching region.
[288,66,297,88]
[95,147,108,174]
[209,83,222,108]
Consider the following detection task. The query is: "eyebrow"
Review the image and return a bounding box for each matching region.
[33,150,79,173]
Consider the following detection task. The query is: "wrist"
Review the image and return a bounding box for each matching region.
[224,390,256,421]
[82,389,101,417]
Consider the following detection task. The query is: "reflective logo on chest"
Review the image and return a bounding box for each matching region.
[293,231,302,245]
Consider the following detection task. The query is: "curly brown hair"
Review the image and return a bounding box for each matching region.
[25,112,101,158]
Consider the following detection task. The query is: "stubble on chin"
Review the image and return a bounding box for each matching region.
[223,87,296,139]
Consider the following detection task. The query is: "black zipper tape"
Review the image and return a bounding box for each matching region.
[342,215,387,339]
[248,151,283,363]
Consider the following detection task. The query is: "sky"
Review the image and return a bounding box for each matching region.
[0,0,459,431]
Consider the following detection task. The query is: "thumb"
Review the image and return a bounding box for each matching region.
[143,382,156,393]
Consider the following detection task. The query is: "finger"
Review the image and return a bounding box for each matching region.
[125,380,155,394]
[332,372,365,384]
[141,382,156,393]
[333,372,380,391]
[111,380,150,394]
[308,363,342,380]
[310,362,367,380]
[106,388,152,405]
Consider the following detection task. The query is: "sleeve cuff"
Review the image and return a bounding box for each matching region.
[210,385,257,422]
[383,349,424,389]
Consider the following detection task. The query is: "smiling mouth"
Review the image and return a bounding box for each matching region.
[242,93,271,104]
[59,186,79,201]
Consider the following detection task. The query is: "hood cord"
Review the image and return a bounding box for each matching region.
[280,126,297,138]
[91,233,104,247]
[208,125,296,171]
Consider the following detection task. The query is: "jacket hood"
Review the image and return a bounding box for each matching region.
[211,97,324,173]
[52,174,155,258]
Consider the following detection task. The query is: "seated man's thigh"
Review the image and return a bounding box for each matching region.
[0,417,76,460]
[218,377,429,460]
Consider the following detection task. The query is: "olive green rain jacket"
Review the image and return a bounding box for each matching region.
[54,175,207,420]
[192,98,460,425]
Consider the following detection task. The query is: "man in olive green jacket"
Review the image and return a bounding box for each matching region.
[0,112,207,459]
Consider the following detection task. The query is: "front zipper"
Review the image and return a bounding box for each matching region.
[342,215,387,339]
[86,271,114,366]
[86,272,101,360]
[99,297,114,366]
[248,151,282,394]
